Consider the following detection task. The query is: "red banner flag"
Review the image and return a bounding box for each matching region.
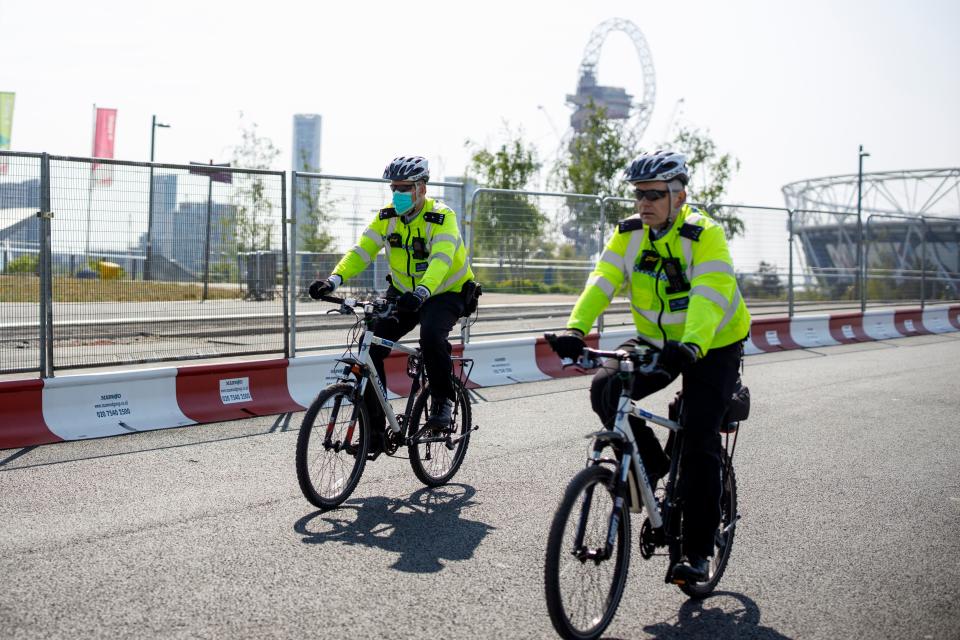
[92,107,117,186]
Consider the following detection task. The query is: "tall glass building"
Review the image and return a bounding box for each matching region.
[292,114,322,251]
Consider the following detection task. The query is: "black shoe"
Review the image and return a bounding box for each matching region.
[672,555,710,583]
[425,398,454,431]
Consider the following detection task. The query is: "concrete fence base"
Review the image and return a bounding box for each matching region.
[2,304,958,450]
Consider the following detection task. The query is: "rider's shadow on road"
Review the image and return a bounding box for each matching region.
[293,484,494,574]
[635,591,793,640]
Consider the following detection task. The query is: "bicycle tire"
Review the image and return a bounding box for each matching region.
[407,377,472,487]
[296,382,370,510]
[545,465,631,640]
[679,450,738,598]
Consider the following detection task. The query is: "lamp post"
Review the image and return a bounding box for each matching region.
[145,115,171,280]
[857,145,870,311]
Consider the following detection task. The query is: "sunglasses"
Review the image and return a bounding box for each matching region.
[390,183,416,193]
[634,188,670,202]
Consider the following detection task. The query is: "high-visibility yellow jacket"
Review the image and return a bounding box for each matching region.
[567,204,751,355]
[332,197,474,295]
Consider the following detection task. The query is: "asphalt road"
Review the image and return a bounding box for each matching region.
[2,333,959,639]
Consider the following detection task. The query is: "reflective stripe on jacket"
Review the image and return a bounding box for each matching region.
[332,197,474,295]
[567,204,751,355]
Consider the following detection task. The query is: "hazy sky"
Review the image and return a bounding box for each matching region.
[2,0,958,208]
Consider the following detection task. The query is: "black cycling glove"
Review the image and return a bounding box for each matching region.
[551,330,586,360]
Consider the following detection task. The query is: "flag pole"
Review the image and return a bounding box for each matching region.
[83,103,96,269]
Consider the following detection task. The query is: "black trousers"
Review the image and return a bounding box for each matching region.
[366,290,465,418]
[589,338,743,558]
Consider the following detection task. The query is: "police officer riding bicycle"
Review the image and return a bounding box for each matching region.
[550,150,751,583]
[309,156,477,432]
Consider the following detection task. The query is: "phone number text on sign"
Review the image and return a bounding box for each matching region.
[220,377,252,404]
[94,393,132,419]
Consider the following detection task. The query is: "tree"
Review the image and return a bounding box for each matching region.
[465,126,547,281]
[230,115,280,253]
[672,125,744,239]
[552,101,635,255]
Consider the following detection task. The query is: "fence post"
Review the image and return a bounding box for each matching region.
[787,209,795,317]
[461,189,481,346]
[597,197,607,335]
[38,153,54,378]
[288,172,298,358]
[280,172,291,358]
[201,176,213,302]
[145,164,155,281]
[920,217,927,310]
[859,215,867,312]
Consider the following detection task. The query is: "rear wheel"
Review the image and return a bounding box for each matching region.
[408,377,472,486]
[544,465,631,640]
[679,450,738,598]
[296,383,370,510]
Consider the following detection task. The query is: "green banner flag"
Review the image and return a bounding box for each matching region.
[0,92,14,149]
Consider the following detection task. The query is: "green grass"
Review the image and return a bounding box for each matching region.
[0,275,243,303]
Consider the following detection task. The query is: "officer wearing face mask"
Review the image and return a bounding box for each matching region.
[309,156,475,433]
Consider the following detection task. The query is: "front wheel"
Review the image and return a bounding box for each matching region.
[296,382,370,510]
[407,377,472,487]
[678,450,738,598]
[544,465,631,640]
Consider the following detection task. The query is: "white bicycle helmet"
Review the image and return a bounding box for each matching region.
[623,151,689,185]
[383,156,430,182]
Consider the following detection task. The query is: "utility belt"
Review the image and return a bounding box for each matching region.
[384,275,482,317]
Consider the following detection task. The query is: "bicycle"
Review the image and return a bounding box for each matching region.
[295,293,476,510]
[542,336,743,640]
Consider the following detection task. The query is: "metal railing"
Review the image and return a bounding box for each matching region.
[2,149,958,376]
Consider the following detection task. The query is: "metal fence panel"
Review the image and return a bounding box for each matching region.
[0,151,43,374]
[921,215,960,303]
[470,188,602,295]
[791,208,863,311]
[46,157,287,370]
[865,213,950,308]
[290,173,465,353]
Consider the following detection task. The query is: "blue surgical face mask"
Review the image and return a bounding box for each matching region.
[392,191,414,214]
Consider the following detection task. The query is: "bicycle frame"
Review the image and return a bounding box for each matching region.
[350,328,420,435]
[588,360,682,532]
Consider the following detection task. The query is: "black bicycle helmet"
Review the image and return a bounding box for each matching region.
[623,150,689,185]
[383,156,430,182]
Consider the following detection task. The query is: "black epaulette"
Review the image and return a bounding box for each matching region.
[678,223,704,241]
[617,216,644,233]
[378,207,397,220]
[424,211,445,224]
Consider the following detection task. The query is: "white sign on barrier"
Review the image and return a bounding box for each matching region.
[220,377,252,404]
[93,391,132,421]
[842,325,856,340]
[490,356,513,376]
[904,319,915,333]
[765,330,781,346]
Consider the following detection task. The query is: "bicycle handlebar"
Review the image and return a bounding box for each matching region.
[318,294,398,319]
[543,332,670,379]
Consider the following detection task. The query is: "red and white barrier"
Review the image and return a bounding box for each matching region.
[462,337,550,386]
[0,379,59,448]
[42,368,193,441]
[176,359,301,424]
[2,304,958,450]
